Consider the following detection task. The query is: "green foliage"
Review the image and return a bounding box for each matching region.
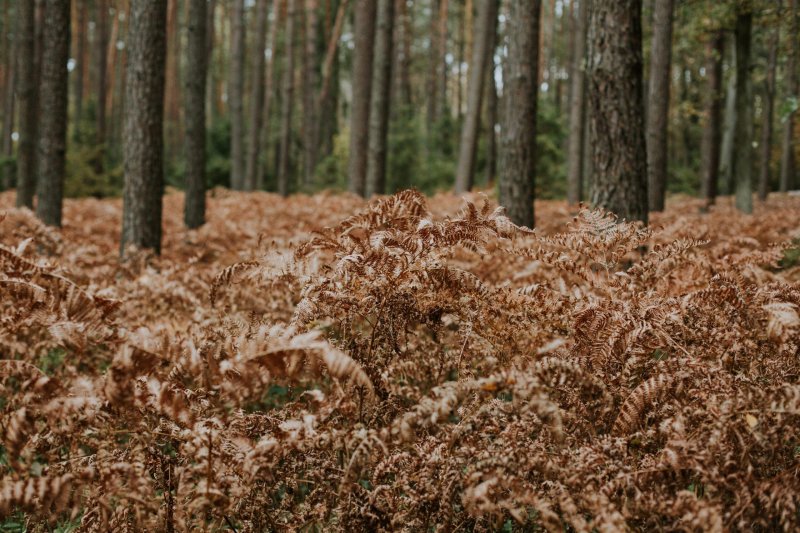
[534,97,568,200]
[64,144,121,198]
[315,127,349,191]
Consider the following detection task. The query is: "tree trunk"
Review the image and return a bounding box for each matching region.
[317,0,341,162]
[759,7,780,201]
[244,0,270,191]
[164,0,182,156]
[94,0,109,174]
[185,0,207,229]
[257,0,284,190]
[36,0,71,227]
[121,0,167,255]
[302,0,319,187]
[365,0,395,197]
[277,0,296,196]
[587,0,648,224]
[700,31,724,207]
[719,40,737,195]
[498,0,539,228]
[72,0,87,140]
[566,0,588,205]
[733,10,753,213]
[15,0,38,208]
[394,0,413,109]
[347,0,376,196]
[455,0,497,193]
[645,0,673,212]
[1,10,16,191]
[484,15,498,187]
[436,0,449,120]
[229,0,245,190]
[780,0,798,192]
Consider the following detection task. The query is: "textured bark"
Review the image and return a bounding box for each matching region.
[719,40,737,195]
[700,32,724,206]
[302,0,319,186]
[94,0,108,174]
[759,8,780,202]
[121,0,167,255]
[15,0,38,208]
[36,0,71,227]
[71,0,87,138]
[455,0,497,193]
[277,0,296,197]
[587,0,648,224]
[229,0,245,190]
[733,10,753,214]
[566,0,588,205]
[645,0,673,212]
[1,10,15,191]
[366,0,395,197]
[245,0,270,191]
[498,0,539,228]
[484,18,498,187]
[347,0,376,196]
[185,0,208,229]
[780,0,798,191]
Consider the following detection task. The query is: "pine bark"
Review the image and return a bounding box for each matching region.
[733,10,753,213]
[245,0,270,191]
[700,32,724,206]
[72,0,87,139]
[498,0,539,228]
[587,0,648,224]
[484,15,498,187]
[121,0,167,255]
[347,0,376,196]
[780,0,798,191]
[366,0,395,197]
[566,0,588,205]
[759,8,780,201]
[277,0,296,196]
[185,0,208,229]
[645,0,673,212]
[36,0,71,227]
[303,0,319,187]
[15,0,38,208]
[720,40,737,195]
[455,0,497,193]
[229,0,246,190]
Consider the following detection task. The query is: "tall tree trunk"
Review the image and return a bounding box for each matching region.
[36,0,71,227]
[498,0,539,228]
[303,0,319,187]
[277,0,296,196]
[700,31,724,207]
[436,0,449,120]
[185,0,207,229]
[257,0,284,190]
[244,0,270,191]
[566,0,588,205]
[646,0,673,212]
[71,0,87,140]
[229,0,245,190]
[164,0,182,156]
[1,7,15,191]
[759,6,780,201]
[15,0,38,208]
[121,0,167,255]
[317,0,341,162]
[455,0,497,193]
[316,0,347,111]
[719,40,737,195]
[394,0,412,109]
[587,0,648,224]
[484,14,498,187]
[780,0,798,191]
[733,10,753,213]
[366,0,395,197]
[94,0,109,174]
[347,0,376,196]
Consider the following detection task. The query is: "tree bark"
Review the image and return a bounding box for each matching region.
[229,0,245,190]
[566,0,588,205]
[780,0,798,192]
[719,40,737,195]
[257,0,284,190]
[347,0,376,196]
[394,0,413,109]
[15,0,38,208]
[1,7,16,191]
[36,0,71,227]
[484,14,498,187]
[185,0,208,229]
[277,0,296,196]
[94,0,109,174]
[587,0,648,224]
[700,31,724,207]
[733,9,753,213]
[645,0,673,212]
[71,0,87,140]
[365,0,395,197]
[302,0,319,187]
[498,0,539,228]
[759,5,780,201]
[121,0,167,255]
[244,0,270,191]
[455,0,497,193]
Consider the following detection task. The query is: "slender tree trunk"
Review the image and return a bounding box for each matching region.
[720,40,737,195]
[646,0,673,212]
[257,0,283,190]
[1,13,15,191]
[316,0,347,111]
[566,0,588,205]
[484,13,498,187]
[587,0,648,224]
[317,0,340,161]
[94,0,108,174]
[701,31,724,207]
[121,0,167,255]
[436,0,449,120]
[347,0,376,196]
[15,0,38,208]
[72,0,87,140]
[164,0,182,156]
[394,0,412,109]
[780,0,798,191]
[455,0,497,193]
[759,8,780,201]
[498,0,539,228]
[365,0,395,197]
[185,0,207,229]
[734,10,753,213]
[244,0,270,191]
[303,0,319,187]
[229,0,245,190]
[277,0,296,196]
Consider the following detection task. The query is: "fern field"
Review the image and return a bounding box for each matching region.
[1,189,799,532]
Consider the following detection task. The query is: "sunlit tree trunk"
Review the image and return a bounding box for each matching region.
[185,0,208,229]
[646,0,673,212]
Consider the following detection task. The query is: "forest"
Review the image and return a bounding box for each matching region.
[0,0,800,531]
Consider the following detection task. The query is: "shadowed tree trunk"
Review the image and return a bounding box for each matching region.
[277,0,296,197]
[566,0,588,205]
[498,0,539,228]
[72,0,87,140]
[780,0,798,191]
[394,0,412,109]
[347,0,376,196]
[587,0,648,224]
[734,9,753,213]
[759,5,780,201]
[185,0,208,229]
[484,13,498,187]
[94,0,109,175]
[366,0,395,197]
[720,40,737,195]
[455,0,497,193]
[1,9,15,191]
[245,0,270,191]
[646,0,674,212]
[121,0,167,255]
[303,0,319,187]
[701,31,724,207]
[257,0,283,190]
[229,0,245,190]
[316,0,343,162]
[36,0,71,227]
[15,0,38,208]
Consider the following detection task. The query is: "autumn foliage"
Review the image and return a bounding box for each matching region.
[1,189,799,531]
